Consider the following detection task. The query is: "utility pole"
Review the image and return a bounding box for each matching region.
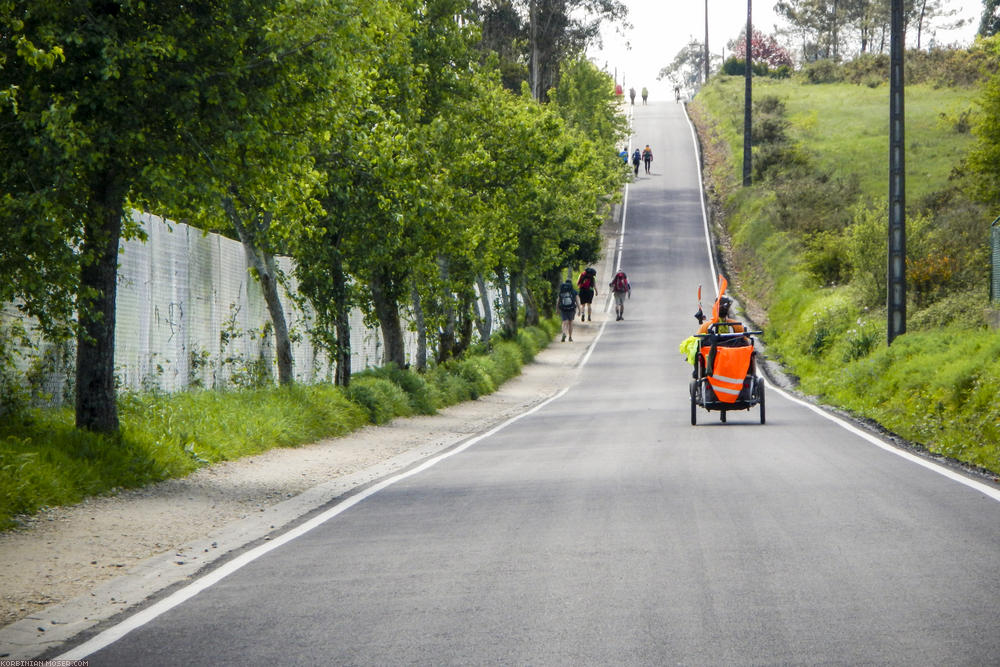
[530,0,540,100]
[742,0,752,186]
[888,0,906,343]
[704,0,710,83]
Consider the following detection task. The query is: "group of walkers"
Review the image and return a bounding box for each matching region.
[620,144,653,176]
[628,87,648,105]
[557,267,631,342]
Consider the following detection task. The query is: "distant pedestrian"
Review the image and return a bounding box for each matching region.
[674,85,681,103]
[577,267,598,322]
[642,144,653,174]
[619,146,629,164]
[641,86,648,104]
[609,270,631,321]
[557,279,580,341]
[629,87,636,105]
[631,148,641,176]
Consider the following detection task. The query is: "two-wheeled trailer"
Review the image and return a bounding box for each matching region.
[690,323,765,425]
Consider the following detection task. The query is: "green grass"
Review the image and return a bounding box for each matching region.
[700,76,978,201]
[0,319,561,531]
[692,68,1000,476]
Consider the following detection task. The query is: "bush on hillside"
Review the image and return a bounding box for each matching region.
[772,172,859,234]
[721,58,789,78]
[800,59,842,84]
[908,287,991,330]
[801,230,850,286]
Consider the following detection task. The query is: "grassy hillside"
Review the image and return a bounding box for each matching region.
[690,59,1000,477]
[696,77,978,202]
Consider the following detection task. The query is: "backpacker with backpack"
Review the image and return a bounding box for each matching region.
[558,283,576,311]
[611,271,629,292]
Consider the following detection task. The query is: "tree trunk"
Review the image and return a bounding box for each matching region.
[226,201,293,385]
[75,172,126,432]
[411,282,427,372]
[504,270,519,335]
[333,301,352,386]
[258,251,294,385]
[436,258,457,363]
[475,273,492,342]
[520,277,539,327]
[916,0,927,48]
[456,291,475,356]
[326,250,353,387]
[370,269,406,367]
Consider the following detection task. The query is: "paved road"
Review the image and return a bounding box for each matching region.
[68,102,1000,665]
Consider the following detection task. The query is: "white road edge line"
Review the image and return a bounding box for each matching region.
[682,104,720,296]
[681,103,1000,505]
[58,385,572,661]
[766,383,1000,503]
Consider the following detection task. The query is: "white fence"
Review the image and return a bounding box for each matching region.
[6,211,500,401]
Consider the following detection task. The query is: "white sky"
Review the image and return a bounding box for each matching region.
[587,0,985,99]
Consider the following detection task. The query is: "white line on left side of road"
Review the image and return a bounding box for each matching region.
[58,385,572,661]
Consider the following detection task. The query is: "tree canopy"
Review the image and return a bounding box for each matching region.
[0,0,630,427]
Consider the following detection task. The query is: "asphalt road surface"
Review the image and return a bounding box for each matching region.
[66,102,1000,665]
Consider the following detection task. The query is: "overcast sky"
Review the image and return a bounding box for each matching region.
[587,0,985,99]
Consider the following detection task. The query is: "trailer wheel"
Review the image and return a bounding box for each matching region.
[759,382,766,424]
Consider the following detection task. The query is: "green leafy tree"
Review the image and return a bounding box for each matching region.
[0,0,253,431]
[659,40,711,88]
[473,0,628,100]
[981,0,1000,35]
[967,46,1000,206]
[141,0,387,387]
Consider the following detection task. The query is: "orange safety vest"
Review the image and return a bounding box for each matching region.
[700,344,753,403]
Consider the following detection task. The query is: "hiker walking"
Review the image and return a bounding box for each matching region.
[577,267,598,322]
[609,270,631,321]
[631,148,641,176]
[642,144,653,174]
[629,87,636,105]
[641,86,648,104]
[557,279,580,341]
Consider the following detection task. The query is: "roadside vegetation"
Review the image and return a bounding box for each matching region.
[0,320,559,531]
[689,40,1000,476]
[0,2,629,529]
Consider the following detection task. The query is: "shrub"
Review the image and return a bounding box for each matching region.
[908,287,991,330]
[801,230,850,286]
[846,201,888,306]
[345,376,413,425]
[772,172,859,235]
[801,59,842,84]
[721,58,772,77]
[357,363,440,415]
[489,341,524,381]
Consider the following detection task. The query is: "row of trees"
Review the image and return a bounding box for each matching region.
[776,0,985,61]
[661,0,993,88]
[0,0,630,432]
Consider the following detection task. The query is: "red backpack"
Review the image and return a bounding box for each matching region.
[612,272,628,292]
